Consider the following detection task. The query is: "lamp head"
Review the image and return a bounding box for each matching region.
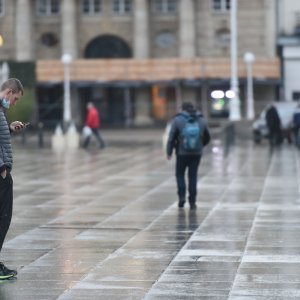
[61,53,72,65]
[244,52,255,64]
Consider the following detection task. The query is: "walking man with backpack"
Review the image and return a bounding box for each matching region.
[167,102,210,209]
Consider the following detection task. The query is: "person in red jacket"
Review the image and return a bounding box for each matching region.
[83,102,105,149]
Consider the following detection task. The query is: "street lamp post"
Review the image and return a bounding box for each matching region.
[229,0,241,121]
[61,53,72,128]
[243,52,255,120]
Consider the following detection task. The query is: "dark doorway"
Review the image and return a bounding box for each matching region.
[78,86,134,127]
[37,84,63,129]
[84,35,132,59]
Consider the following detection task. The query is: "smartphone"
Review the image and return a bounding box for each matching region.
[15,122,30,130]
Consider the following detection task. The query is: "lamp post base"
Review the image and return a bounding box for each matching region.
[51,123,80,151]
[229,97,241,121]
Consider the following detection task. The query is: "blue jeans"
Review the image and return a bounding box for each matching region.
[176,155,201,204]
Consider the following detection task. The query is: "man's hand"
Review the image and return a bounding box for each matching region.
[0,169,7,179]
[10,121,25,132]
[167,155,172,160]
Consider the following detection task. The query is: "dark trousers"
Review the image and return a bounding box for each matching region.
[0,172,13,251]
[268,128,282,147]
[176,155,201,204]
[83,128,105,149]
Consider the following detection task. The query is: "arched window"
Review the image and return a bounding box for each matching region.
[84,35,132,59]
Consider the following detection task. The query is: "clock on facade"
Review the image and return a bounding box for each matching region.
[40,33,59,47]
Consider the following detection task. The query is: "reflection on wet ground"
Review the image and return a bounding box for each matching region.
[0,133,299,299]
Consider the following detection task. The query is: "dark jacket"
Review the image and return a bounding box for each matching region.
[166,110,211,156]
[0,108,13,173]
[266,105,281,130]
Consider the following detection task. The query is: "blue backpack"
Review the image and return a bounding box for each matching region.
[181,115,202,151]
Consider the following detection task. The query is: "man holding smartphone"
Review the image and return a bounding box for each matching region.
[0,78,25,279]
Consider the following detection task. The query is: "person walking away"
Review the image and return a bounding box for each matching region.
[83,102,105,149]
[0,78,25,279]
[265,103,282,147]
[166,102,211,210]
[293,103,300,147]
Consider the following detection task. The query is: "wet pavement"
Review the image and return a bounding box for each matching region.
[0,129,300,299]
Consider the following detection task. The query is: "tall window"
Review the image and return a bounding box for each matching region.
[36,0,60,16]
[212,0,231,12]
[82,0,102,14]
[152,0,177,14]
[113,0,132,15]
[0,0,4,17]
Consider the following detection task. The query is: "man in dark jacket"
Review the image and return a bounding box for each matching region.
[0,78,24,279]
[265,103,282,146]
[167,102,210,209]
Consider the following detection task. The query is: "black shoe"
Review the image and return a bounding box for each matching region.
[0,262,17,280]
[190,203,197,210]
[178,198,185,208]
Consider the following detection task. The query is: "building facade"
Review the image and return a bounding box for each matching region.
[276,0,300,102]
[0,0,280,128]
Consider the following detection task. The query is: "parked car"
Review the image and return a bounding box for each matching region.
[252,101,298,144]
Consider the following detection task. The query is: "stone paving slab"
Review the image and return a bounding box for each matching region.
[0,131,299,299]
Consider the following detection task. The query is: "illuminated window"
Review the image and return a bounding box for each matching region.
[212,0,231,12]
[113,0,132,15]
[0,35,3,47]
[82,0,102,14]
[152,0,177,14]
[0,0,4,17]
[36,0,60,16]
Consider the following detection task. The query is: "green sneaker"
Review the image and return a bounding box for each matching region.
[0,262,17,280]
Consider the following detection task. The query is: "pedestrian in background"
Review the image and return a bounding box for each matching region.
[265,102,282,147]
[166,102,210,210]
[293,103,300,146]
[0,78,25,279]
[82,102,105,149]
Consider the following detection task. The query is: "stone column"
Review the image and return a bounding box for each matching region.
[16,0,33,61]
[179,0,196,58]
[61,0,77,58]
[265,0,276,56]
[133,0,152,125]
[133,0,149,58]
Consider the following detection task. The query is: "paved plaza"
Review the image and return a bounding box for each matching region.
[0,129,300,299]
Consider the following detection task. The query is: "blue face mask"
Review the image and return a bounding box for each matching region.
[1,99,10,109]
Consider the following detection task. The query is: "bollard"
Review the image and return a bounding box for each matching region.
[224,122,236,156]
[38,122,44,148]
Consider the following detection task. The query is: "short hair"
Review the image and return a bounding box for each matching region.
[1,78,24,95]
[87,102,94,108]
[182,102,195,113]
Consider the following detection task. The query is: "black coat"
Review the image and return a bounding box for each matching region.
[266,106,281,130]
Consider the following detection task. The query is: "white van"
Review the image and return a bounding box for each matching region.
[252,101,298,143]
